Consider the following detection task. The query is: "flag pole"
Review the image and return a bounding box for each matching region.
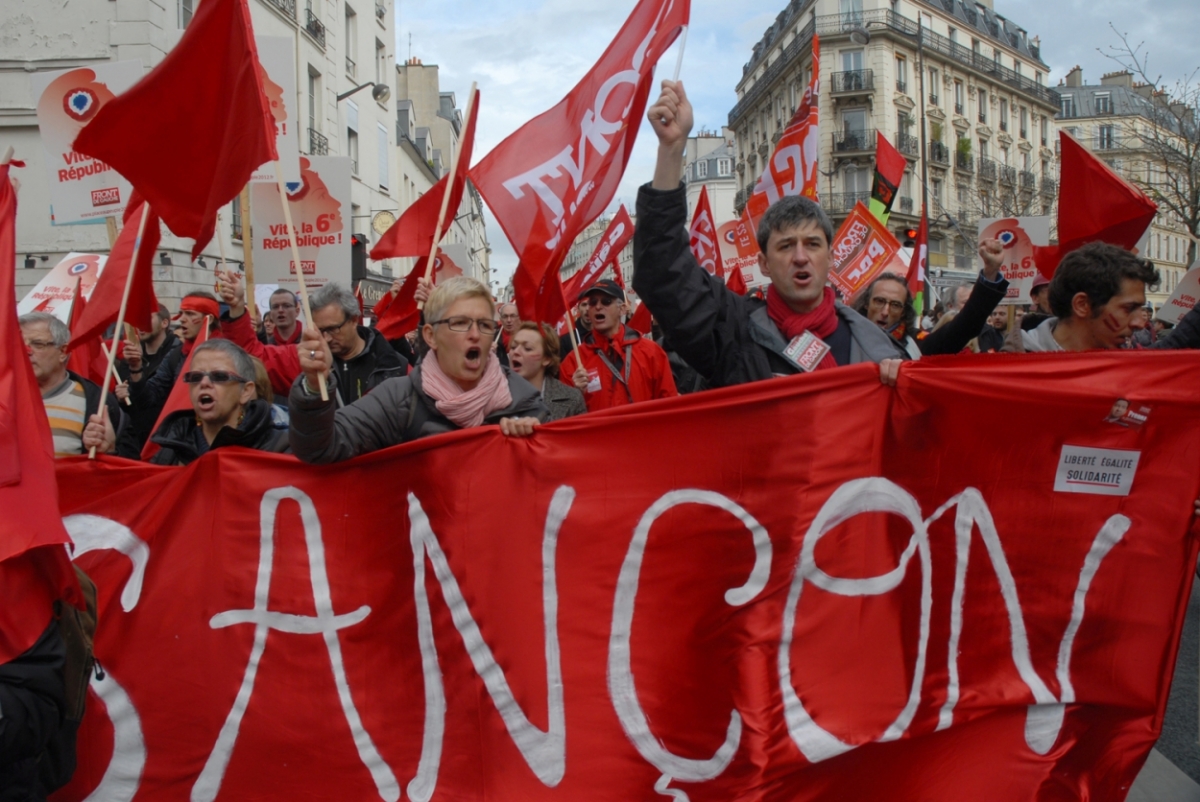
[554,269,584,365]
[89,202,150,458]
[238,185,256,322]
[417,81,477,311]
[105,217,119,249]
[273,161,328,400]
[671,26,688,82]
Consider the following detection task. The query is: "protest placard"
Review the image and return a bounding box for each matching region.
[1157,261,1200,325]
[250,156,351,291]
[827,202,901,299]
[717,217,763,291]
[30,62,142,224]
[16,252,106,321]
[978,216,1051,305]
[248,36,301,188]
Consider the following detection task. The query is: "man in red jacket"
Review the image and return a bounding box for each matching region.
[561,279,677,412]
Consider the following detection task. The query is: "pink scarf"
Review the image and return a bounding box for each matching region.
[420,350,513,429]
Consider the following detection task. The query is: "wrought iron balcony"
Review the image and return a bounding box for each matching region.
[898,196,914,214]
[999,165,1017,184]
[822,191,871,215]
[831,69,874,94]
[978,157,998,180]
[263,0,295,18]
[898,133,919,157]
[978,111,987,124]
[929,93,939,106]
[896,79,907,93]
[1019,170,1037,189]
[929,141,950,165]
[833,128,875,154]
[308,127,329,156]
[955,152,974,173]
[1041,177,1057,195]
[304,9,326,47]
[955,102,964,115]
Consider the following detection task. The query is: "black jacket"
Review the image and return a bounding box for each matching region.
[916,273,1009,356]
[0,617,65,802]
[633,182,904,388]
[333,326,408,405]
[129,337,188,419]
[148,399,290,465]
[116,332,180,448]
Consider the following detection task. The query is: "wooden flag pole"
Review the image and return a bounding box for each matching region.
[105,217,119,249]
[89,202,150,458]
[238,185,256,322]
[273,161,328,400]
[554,269,585,366]
[417,81,477,311]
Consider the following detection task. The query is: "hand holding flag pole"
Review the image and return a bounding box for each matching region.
[418,82,477,310]
[89,202,150,458]
[273,161,328,400]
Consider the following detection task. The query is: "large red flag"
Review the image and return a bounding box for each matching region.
[140,321,210,461]
[67,201,160,350]
[0,159,79,661]
[65,277,108,385]
[471,0,687,321]
[745,35,819,231]
[561,206,635,305]
[373,251,459,340]
[72,0,277,257]
[1033,131,1158,276]
[370,89,480,260]
[688,186,722,277]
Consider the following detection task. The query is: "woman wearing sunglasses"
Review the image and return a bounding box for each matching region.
[143,340,290,465]
[290,276,550,463]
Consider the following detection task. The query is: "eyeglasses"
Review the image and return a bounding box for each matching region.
[182,370,248,384]
[869,297,905,312]
[270,302,296,311]
[583,296,618,307]
[430,316,498,336]
[24,339,60,351]
[317,317,352,336]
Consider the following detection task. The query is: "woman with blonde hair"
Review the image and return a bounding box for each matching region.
[289,276,550,462]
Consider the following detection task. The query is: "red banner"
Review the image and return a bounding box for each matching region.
[52,353,1200,801]
[827,202,902,299]
[688,186,722,278]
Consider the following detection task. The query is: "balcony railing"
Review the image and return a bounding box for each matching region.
[1041,177,1057,195]
[346,56,356,79]
[896,79,907,93]
[308,127,329,156]
[898,133,919,157]
[999,119,1008,132]
[831,70,874,94]
[1019,170,1037,189]
[898,196,914,214]
[304,9,326,47]
[999,165,1017,184]
[929,140,950,165]
[833,128,875,153]
[822,191,871,215]
[263,0,295,18]
[978,111,987,124]
[929,93,939,106]
[955,152,974,172]
[978,157,998,180]
[1020,128,1028,140]
[955,102,964,115]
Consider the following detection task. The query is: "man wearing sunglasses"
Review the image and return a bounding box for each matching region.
[560,279,677,412]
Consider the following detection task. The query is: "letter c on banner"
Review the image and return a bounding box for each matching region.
[608,489,772,797]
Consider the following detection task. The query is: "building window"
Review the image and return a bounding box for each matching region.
[999,98,1008,131]
[844,165,870,194]
[948,27,957,45]
[1098,124,1115,150]
[307,67,321,133]
[230,198,242,240]
[839,0,863,26]
[931,178,943,207]
[696,160,708,178]
[1061,95,1076,118]
[977,90,987,123]
[978,138,989,159]
[1040,117,1048,146]
[375,39,388,86]
[348,129,359,174]
[345,5,358,79]
[954,80,964,115]
[895,55,908,93]
[928,68,939,105]
[1036,71,1043,86]
[377,123,389,188]
[718,158,731,176]
[841,49,863,73]
[1019,106,1028,139]
[972,38,981,55]
[178,0,193,28]
[1095,92,1113,114]
[1013,60,1021,77]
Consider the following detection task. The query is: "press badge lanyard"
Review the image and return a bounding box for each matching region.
[596,344,634,403]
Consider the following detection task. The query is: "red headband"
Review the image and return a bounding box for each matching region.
[174,297,221,320]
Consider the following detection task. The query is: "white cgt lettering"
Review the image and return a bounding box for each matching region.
[405,488,569,802]
[608,490,772,800]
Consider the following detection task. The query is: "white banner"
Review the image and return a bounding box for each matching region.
[978,216,1052,305]
[249,36,302,188]
[1157,261,1200,325]
[17,252,107,322]
[250,156,351,291]
[31,62,142,224]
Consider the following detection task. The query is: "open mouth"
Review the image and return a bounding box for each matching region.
[196,392,216,413]
[464,346,482,370]
[792,269,813,287]
[509,354,524,371]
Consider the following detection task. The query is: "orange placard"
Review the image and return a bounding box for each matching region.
[827,202,902,300]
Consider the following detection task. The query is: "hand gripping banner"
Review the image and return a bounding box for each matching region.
[52,352,1200,801]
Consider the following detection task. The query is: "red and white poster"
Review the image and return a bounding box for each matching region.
[827,202,901,299]
[717,216,764,291]
[31,62,142,224]
[250,155,350,291]
[1158,260,1200,324]
[16,252,106,321]
[50,353,1200,801]
[979,216,1052,305]
[688,187,721,277]
[248,36,301,188]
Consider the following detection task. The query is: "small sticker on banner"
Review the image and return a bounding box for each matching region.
[1103,399,1151,428]
[784,331,831,372]
[1054,445,1141,496]
[585,369,601,394]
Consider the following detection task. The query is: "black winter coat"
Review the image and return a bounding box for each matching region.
[148,399,290,465]
[332,326,408,405]
[0,617,65,802]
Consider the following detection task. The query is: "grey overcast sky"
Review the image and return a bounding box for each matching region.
[396,0,1199,287]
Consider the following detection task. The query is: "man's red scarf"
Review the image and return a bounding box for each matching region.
[766,286,839,371]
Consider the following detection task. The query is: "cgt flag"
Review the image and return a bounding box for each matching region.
[73,0,277,257]
[688,186,722,277]
[562,205,635,305]
[744,36,819,232]
[472,0,687,322]
[51,353,1200,801]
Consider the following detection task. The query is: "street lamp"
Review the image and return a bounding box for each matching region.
[336,82,391,104]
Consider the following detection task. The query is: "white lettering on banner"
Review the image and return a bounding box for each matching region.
[500,0,677,249]
[195,487,398,802]
[63,515,150,802]
[406,488,569,802]
[608,490,773,801]
[778,478,1129,763]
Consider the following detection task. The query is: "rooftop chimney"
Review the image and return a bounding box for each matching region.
[1065,66,1083,87]
[1101,70,1133,88]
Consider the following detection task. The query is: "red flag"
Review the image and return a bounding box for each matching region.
[140,320,210,461]
[726,259,749,295]
[688,186,723,278]
[1033,131,1158,277]
[610,255,626,289]
[72,0,277,257]
[66,278,104,385]
[906,208,928,317]
[0,159,79,661]
[627,299,652,334]
[472,0,687,321]
[745,35,819,231]
[869,131,907,220]
[68,201,160,350]
[370,89,480,260]
[561,206,635,304]
[373,252,455,340]
[353,283,365,316]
